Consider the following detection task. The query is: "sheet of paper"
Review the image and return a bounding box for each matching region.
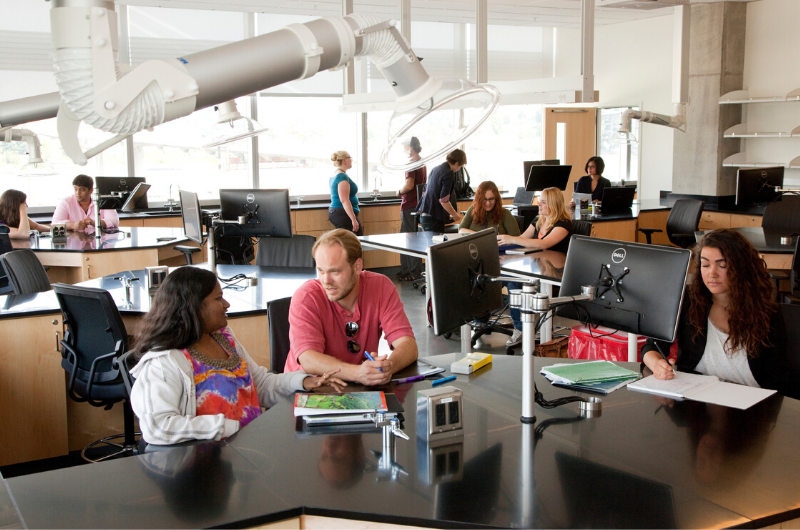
[688,381,776,410]
[627,372,719,398]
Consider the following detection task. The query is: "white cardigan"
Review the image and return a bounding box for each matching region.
[130,328,308,445]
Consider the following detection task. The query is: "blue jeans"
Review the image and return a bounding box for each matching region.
[505,281,522,330]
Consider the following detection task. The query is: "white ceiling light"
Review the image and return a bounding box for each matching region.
[202,100,267,149]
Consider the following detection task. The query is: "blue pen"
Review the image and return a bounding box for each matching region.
[363,351,383,372]
[432,375,456,386]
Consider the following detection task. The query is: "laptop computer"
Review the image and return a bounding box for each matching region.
[600,186,635,213]
[512,187,535,207]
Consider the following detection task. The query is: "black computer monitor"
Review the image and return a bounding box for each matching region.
[95,177,148,209]
[179,190,203,244]
[735,166,784,206]
[526,165,572,192]
[556,236,691,342]
[218,189,292,238]
[523,160,560,188]
[427,229,503,336]
[600,186,636,212]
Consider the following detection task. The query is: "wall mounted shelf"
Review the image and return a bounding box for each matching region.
[719,88,800,104]
[722,153,800,169]
[723,123,800,138]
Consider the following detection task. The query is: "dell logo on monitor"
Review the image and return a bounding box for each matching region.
[469,244,479,260]
[612,248,626,263]
[246,193,255,203]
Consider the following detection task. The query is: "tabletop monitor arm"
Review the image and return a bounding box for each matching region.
[481,274,601,423]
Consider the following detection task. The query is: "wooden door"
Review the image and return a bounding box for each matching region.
[543,107,597,203]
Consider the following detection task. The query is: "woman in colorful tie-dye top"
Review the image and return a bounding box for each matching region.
[130,266,346,446]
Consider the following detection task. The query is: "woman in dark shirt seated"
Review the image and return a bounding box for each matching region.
[642,229,798,399]
[572,156,611,205]
[497,187,574,347]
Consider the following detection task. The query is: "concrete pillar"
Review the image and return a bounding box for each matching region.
[672,2,746,196]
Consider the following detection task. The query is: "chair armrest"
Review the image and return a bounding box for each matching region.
[637,228,663,235]
[173,245,200,254]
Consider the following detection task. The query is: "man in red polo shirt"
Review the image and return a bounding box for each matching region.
[285,229,418,386]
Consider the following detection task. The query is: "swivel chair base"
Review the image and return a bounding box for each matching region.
[81,431,142,463]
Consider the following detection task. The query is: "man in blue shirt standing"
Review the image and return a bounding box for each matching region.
[416,149,466,233]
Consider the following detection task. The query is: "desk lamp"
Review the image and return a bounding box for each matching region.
[0,2,500,169]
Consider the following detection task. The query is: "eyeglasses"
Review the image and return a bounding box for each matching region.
[346,321,360,354]
[483,197,496,203]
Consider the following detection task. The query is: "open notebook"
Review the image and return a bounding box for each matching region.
[627,372,776,410]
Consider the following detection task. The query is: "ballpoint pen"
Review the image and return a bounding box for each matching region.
[363,351,383,372]
[655,344,676,376]
[432,375,456,386]
[392,374,425,384]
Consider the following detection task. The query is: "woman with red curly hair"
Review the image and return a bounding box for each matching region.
[458,181,520,236]
[642,229,798,398]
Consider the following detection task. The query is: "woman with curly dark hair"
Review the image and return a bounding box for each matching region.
[459,180,520,235]
[642,229,798,398]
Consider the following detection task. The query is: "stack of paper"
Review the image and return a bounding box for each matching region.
[541,360,640,394]
[627,373,776,410]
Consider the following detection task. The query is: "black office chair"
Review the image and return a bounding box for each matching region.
[267,297,292,373]
[215,225,255,265]
[53,283,140,462]
[763,195,800,231]
[0,249,52,294]
[256,235,316,269]
[772,236,800,303]
[779,304,800,399]
[174,245,201,264]
[0,232,14,295]
[572,220,593,237]
[638,199,704,248]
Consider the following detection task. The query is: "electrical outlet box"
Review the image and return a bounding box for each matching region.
[417,386,463,442]
[51,224,67,242]
[145,266,169,293]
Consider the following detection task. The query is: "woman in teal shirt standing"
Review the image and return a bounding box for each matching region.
[328,150,362,235]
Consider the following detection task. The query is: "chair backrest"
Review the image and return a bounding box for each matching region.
[666,199,705,247]
[0,249,51,294]
[779,304,800,392]
[763,196,800,231]
[513,215,524,234]
[53,283,128,399]
[267,296,292,373]
[0,234,13,295]
[256,235,316,268]
[572,219,593,237]
[791,237,800,297]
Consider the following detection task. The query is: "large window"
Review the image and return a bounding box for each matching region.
[256,96,360,196]
[464,105,543,194]
[598,107,640,185]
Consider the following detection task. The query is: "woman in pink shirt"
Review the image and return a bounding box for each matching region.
[52,175,119,231]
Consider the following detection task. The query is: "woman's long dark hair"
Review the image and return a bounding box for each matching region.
[0,190,27,228]
[132,267,219,360]
[688,229,777,357]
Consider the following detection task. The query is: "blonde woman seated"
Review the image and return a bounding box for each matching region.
[131,266,345,445]
[496,187,573,253]
[497,187,574,347]
[459,181,520,236]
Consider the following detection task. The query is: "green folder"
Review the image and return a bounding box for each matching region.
[542,361,639,384]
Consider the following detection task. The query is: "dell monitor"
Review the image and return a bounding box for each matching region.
[526,165,572,192]
[219,189,292,238]
[523,160,560,188]
[427,229,503,336]
[179,190,203,244]
[735,166,784,206]
[95,176,148,209]
[556,236,691,342]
